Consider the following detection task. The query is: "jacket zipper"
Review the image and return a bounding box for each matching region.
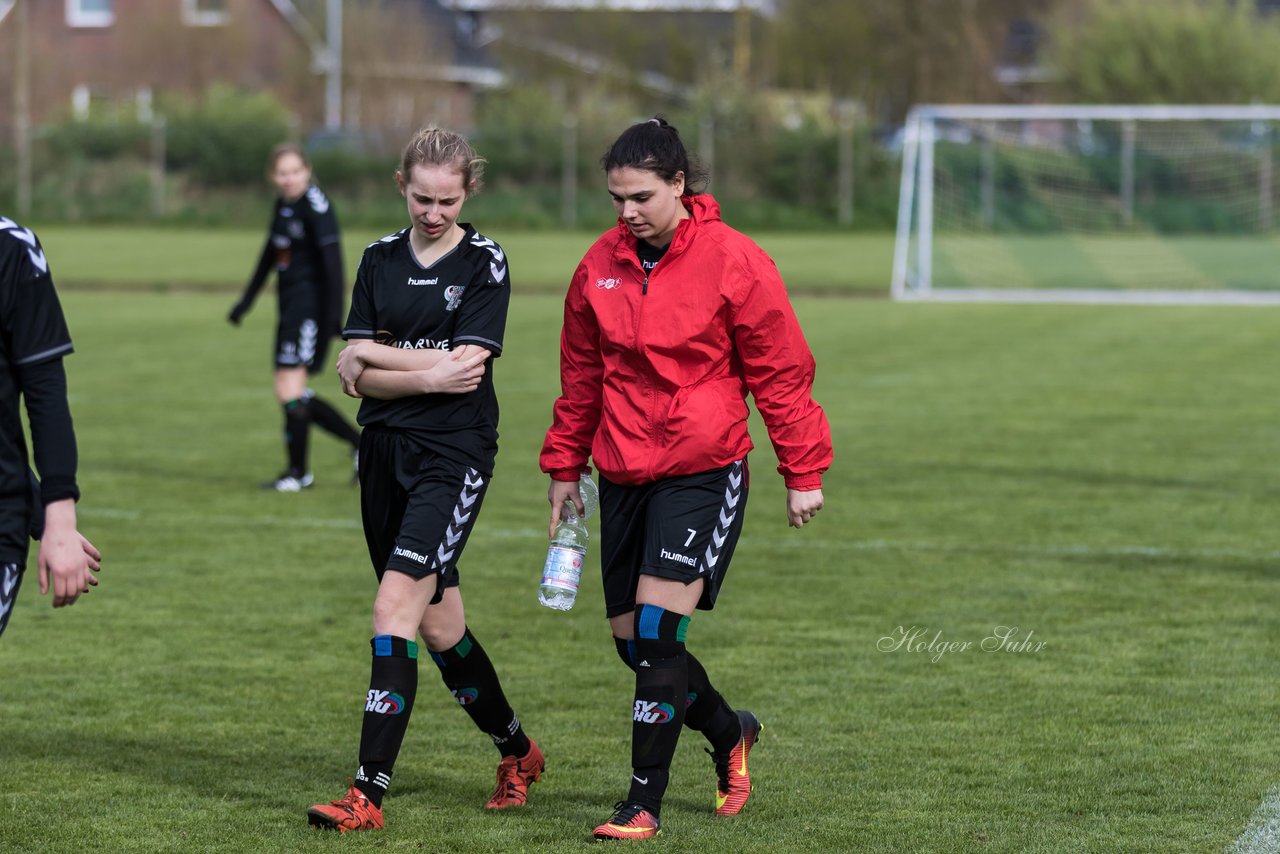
[634,263,660,480]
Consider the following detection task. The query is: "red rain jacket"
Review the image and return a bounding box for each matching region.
[540,194,832,490]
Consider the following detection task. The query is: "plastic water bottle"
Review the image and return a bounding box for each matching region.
[539,474,599,611]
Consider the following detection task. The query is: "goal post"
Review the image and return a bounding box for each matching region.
[891,104,1280,304]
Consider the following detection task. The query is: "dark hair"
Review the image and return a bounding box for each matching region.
[601,116,708,192]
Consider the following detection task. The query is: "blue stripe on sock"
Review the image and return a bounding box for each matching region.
[429,651,446,667]
[638,604,665,640]
[627,639,636,664]
[373,635,393,657]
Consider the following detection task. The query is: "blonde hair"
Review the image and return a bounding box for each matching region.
[398,127,485,195]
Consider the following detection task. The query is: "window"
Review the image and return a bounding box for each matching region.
[66,0,114,27]
[182,0,229,27]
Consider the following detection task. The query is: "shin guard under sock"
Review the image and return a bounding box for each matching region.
[282,397,311,474]
[355,635,418,807]
[431,627,530,758]
[627,605,691,813]
[304,390,361,447]
[614,635,739,754]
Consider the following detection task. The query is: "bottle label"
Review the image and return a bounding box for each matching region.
[542,546,583,592]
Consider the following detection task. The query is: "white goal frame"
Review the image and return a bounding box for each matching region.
[891,104,1280,304]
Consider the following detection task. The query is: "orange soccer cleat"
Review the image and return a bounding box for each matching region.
[306,785,384,833]
[713,710,762,816]
[485,739,545,809]
[593,801,661,841]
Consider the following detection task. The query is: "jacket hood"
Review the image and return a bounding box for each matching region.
[611,193,722,257]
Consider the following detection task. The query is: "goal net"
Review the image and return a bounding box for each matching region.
[891,105,1280,303]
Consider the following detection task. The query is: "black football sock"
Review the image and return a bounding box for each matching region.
[304,390,361,447]
[354,635,419,807]
[430,627,530,758]
[282,397,311,475]
[683,652,742,754]
[627,605,691,814]
[614,635,738,752]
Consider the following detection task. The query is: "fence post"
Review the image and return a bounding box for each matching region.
[699,114,715,189]
[1257,121,1273,232]
[836,102,855,227]
[151,116,167,219]
[561,113,578,228]
[13,0,32,217]
[1121,119,1135,228]
[981,122,995,230]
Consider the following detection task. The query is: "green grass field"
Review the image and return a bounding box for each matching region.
[32,226,896,295]
[1,231,1279,851]
[933,234,1280,292]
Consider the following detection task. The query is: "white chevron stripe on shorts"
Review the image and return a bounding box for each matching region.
[432,468,485,570]
[0,562,23,637]
[702,460,744,574]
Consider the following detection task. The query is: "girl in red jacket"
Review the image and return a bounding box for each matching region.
[540,116,833,841]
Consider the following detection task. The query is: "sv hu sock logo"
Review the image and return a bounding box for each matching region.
[633,699,675,724]
[366,689,405,715]
[451,687,479,706]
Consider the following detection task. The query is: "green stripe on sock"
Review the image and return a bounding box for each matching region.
[676,615,690,643]
[407,640,418,659]
[455,634,473,658]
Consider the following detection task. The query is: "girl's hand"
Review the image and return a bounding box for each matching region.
[786,488,824,529]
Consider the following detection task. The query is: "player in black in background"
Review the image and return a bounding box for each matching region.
[0,216,102,639]
[305,128,542,833]
[228,143,360,491]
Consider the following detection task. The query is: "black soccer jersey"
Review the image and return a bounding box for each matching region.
[343,225,511,473]
[0,218,73,561]
[268,184,341,311]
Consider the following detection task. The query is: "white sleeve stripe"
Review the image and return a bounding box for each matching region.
[454,335,502,352]
[14,342,73,365]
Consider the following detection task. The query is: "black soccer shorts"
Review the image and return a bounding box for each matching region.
[358,427,490,604]
[274,301,330,375]
[598,459,749,618]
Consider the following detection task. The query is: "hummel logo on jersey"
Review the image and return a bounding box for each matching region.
[366,689,405,715]
[0,218,48,274]
[393,546,429,565]
[633,700,675,724]
[596,277,622,289]
[407,276,438,286]
[660,548,696,567]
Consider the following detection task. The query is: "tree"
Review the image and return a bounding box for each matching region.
[1048,0,1280,103]
[771,0,1040,120]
